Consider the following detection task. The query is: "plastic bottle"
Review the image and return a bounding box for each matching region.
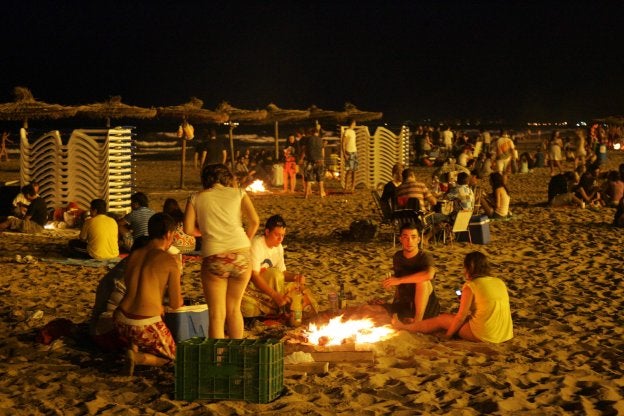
[328,292,338,314]
[339,282,345,311]
[290,291,303,327]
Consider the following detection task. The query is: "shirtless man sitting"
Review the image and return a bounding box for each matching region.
[114,213,183,376]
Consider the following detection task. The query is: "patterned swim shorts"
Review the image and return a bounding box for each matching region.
[114,309,176,360]
[203,250,250,279]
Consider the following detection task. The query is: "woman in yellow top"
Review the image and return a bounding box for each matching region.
[392,251,513,343]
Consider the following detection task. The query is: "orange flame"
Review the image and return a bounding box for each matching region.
[245,180,266,193]
[305,315,396,346]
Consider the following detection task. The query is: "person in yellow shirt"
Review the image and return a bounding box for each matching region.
[68,199,119,260]
[392,251,513,343]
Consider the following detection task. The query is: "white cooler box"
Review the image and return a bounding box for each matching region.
[272,164,284,186]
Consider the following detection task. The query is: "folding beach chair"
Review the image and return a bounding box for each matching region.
[442,209,473,246]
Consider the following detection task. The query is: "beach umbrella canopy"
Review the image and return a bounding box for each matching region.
[157,97,228,124]
[261,103,310,159]
[0,86,77,128]
[156,97,229,189]
[307,104,342,121]
[76,96,157,127]
[215,101,267,123]
[334,102,383,123]
[215,102,268,171]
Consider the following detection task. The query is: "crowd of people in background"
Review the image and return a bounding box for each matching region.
[2,120,623,376]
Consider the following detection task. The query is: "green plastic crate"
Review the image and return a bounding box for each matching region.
[175,338,284,403]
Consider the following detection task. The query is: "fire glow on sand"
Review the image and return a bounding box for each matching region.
[304,315,396,347]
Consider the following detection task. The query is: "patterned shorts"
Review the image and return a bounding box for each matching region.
[345,152,359,171]
[304,160,326,182]
[114,309,176,360]
[203,250,250,279]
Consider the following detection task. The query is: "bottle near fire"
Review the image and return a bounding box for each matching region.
[339,282,345,311]
[328,292,338,314]
[290,291,303,327]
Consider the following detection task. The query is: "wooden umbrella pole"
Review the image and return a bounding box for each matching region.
[180,139,186,189]
[229,125,236,173]
[274,120,279,161]
[179,118,187,189]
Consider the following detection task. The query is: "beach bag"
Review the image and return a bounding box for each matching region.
[346,219,378,242]
[177,123,195,140]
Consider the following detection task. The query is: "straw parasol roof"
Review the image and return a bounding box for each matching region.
[264,103,310,123]
[307,104,342,121]
[0,86,78,128]
[76,96,156,127]
[334,102,383,123]
[215,101,267,122]
[157,97,228,124]
[261,103,310,159]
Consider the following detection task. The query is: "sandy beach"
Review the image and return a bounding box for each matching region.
[1,146,623,415]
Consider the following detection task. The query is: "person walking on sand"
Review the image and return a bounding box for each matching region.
[113,213,183,375]
[342,119,358,192]
[0,132,12,161]
[392,251,513,343]
[184,163,259,339]
[282,135,298,193]
[301,127,326,198]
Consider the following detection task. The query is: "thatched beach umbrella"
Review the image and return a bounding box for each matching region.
[334,102,383,123]
[262,103,310,159]
[0,86,77,129]
[157,97,229,188]
[76,96,156,128]
[307,104,342,122]
[215,102,268,171]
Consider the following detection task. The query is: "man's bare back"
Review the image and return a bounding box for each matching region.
[119,244,182,317]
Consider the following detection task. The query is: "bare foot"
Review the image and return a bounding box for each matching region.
[390,313,402,329]
[124,349,136,376]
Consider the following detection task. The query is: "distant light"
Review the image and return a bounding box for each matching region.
[614,143,621,150]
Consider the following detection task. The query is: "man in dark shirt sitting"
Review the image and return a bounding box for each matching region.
[0,183,48,233]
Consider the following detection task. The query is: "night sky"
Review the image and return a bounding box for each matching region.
[2,1,623,126]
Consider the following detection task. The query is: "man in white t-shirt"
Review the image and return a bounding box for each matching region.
[342,119,358,192]
[241,215,316,317]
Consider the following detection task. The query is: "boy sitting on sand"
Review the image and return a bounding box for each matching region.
[113,213,183,376]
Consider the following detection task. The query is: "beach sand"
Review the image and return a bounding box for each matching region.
[0,148,623,415]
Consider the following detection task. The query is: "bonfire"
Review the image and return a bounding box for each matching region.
[304,315,396,347]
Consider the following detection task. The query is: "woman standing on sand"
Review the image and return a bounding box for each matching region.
[184,164,259,339]
[392,251,513,343]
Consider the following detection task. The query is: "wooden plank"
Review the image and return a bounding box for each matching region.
[285,361,330,375]
[310,350,374,363]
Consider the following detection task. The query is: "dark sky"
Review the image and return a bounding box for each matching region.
[2,1,623,125]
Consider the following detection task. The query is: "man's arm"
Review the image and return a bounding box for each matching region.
[183,196,198,236]
[166,256,183,310]
[241,193,259,239]
[383,266,435,288]
[250,270,289,307]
